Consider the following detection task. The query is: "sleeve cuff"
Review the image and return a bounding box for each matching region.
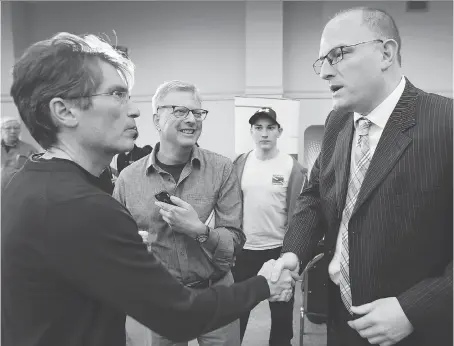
[251,275,271,299]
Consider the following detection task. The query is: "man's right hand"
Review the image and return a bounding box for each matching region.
[258,259,296,301]
[138,230,148,243]
[270,252,300,283]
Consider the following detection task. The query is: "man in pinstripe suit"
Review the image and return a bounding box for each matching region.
[272,7,452,346]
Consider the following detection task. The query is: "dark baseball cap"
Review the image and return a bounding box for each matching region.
[248,107,280,127]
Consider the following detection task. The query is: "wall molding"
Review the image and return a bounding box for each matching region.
[2,89,453,103]
[1,95,13,103]
[285,89,454,100]
[0,93,240,103]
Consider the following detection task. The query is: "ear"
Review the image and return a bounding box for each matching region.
[153,113,161,131]
[48,98,78,128]
[277,127,283,137]
[381,39,399,70]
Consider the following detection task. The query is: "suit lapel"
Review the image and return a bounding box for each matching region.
[334,113,354,216]
[352,78,419,216]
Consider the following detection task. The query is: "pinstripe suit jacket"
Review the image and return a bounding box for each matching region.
[283,79,453,345]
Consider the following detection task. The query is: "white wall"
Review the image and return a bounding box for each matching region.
[1,2,41,149]
[4,1,246,157]
[2,1,452,161]
[284,1,453,97]
[24,1,246,97]
[283,1,453,162]
[1,2,14,95]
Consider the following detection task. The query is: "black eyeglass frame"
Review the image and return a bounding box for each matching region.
[63,90,131,104]
[156,105,209,121]
[312,39,384,75]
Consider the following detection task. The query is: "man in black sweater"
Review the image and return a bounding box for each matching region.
[1,32,296,346]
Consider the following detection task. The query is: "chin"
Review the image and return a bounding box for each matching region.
[6,137,18,144]
[118,140,135,153]
[259,144,272,150]
[332,98,354,113]
[178,137,199,148]
[180,142,196,149]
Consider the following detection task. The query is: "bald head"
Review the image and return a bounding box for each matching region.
[329,7,402,65]
[317,6,403,115]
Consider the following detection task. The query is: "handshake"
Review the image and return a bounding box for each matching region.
[257,255,301,302]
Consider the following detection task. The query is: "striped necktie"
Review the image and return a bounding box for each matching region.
[339,117,372,314]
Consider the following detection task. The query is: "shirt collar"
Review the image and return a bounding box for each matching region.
[146,142,201,174]
[1,139,18,148]
[354,76,406,129]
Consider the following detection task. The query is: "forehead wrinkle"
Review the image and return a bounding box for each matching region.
[163,95,200,109]
[320,11,373,54]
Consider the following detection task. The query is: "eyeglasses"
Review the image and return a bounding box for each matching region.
[313,39,383,75]
[2,126,20,131]
[157,105,209,121]
[89,90,131,104]
[65,90,131,104]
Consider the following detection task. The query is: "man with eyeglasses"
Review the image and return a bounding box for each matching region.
[114,80,247,346]
[272,7,452,346]
[2,33,297,346]
[1,114,39,191]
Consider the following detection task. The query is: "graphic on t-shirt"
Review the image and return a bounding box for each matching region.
[272,174,284,185]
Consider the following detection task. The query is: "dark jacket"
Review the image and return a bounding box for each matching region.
[2,157,270,346]
[283,79,453,346]
[117,145,150,174]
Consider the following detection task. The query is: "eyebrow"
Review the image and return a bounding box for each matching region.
[319,43,349,59]
[254,124,277,128]
[104,85,128,93]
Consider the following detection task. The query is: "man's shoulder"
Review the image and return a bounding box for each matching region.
[46,187,131,240]
[18,140,39,153]
[288,154,305,171]
[118,155,150,181]
[12,167,117,210]
[417,90,453,113]
[232,151,251,166]
[324,109,351,128]
[51,174,114,204]
[197,148,233,168]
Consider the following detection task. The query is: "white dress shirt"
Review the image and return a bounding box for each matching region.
[329,76,406,285]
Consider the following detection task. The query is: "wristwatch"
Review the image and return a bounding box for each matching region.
[195,225,211,243]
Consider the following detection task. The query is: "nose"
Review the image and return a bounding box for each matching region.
[127,102,141,119]
[319,58,335,80]
[184,110,197,124]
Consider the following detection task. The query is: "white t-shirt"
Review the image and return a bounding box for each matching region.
[241,150,293,250]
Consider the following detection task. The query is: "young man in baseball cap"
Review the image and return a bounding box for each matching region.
[232,107,307,345]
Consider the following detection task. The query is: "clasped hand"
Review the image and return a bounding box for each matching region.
[155,196,204,238]
[348,297,414,346]
[258,259,300,302]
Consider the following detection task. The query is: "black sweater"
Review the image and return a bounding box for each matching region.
[1,157,269,346]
